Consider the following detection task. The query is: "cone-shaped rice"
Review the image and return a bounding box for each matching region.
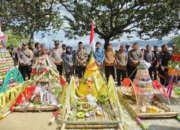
[77,57,107,98]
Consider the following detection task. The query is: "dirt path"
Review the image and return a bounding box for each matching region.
[0,112,60,130]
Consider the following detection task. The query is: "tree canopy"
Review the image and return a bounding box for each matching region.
[59,0,180,49]
[4,31,29,48]
[1,0,63,47]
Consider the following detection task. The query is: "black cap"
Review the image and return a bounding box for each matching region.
[54,40,59,44]
[107,43,112,46]
[62,44,66,46]
[22,42,27,46]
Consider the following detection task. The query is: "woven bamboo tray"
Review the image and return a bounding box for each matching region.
[118,91,179,118]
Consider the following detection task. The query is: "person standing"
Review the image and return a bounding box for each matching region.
[124,44,130,77]
[62,44,66,75]
[32,42,40,64]
[94,42,105,72]
[18,42,33,80]
[115,45,128,86]
[158,44,172,87]
[75,42,88,78]
[7,46,19,69]
[172,44,177,52]
[50,41,63,75]
[144,44,156,79]
[128,43,142,82]
[62,44,66,53]
[105,44,116,81]
[152,46,160,80]
[63,46,75,83]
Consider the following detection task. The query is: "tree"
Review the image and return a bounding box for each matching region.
[59,0,180,49]
[4,31,29,48]
[1,0,63,48]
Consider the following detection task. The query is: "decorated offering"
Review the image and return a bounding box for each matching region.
[120,59,180,129]
[12,53,65,111]
[59,57,124,130]
[166,43,180,98]
[77,57,107,100]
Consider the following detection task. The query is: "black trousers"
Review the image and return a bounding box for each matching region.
[117,69,126,85]
[105,66,115,81]
[152,66,158,80]
[129,65,137,82]
[148,67,153,80]
[57,65,62,76]
[19,65,31,81]
[77,66,86,78]
[159,67,168,86]
[127,65,130,77]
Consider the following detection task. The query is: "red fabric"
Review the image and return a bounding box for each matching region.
[122,78,131,89]
[152,80,167,97]
[59,76,66,87]
[10,104,16,113]
[32,68,48,75]
[90,21,94,44]
[170,57,180,62]
[10,86,38,112]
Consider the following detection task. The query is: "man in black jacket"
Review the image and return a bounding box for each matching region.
[152,46,160,80]
[158,44,172,87]
[7,46,19,69]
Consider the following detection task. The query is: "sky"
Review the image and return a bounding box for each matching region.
[33,5,179,49]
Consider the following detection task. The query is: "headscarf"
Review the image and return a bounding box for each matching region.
[66,46,73,55]
[94,47,105,64]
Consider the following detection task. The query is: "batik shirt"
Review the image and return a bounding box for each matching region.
[75,49,88,66]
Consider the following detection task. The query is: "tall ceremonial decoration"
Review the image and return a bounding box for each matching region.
[0,19,25,117]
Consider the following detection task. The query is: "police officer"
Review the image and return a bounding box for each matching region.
[18,42,33,80]
[158,44,172,87]
[50,41,63,75]
[32,42,40,64]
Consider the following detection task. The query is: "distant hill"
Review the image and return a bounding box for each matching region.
[109,39,168,47]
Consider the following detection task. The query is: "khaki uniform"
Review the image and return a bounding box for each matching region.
[50,48,63,75]
[50,48,63,64]
[18,49,33,65]
[18,49,33,80]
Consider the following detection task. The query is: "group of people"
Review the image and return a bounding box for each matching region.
[6,40,175,87]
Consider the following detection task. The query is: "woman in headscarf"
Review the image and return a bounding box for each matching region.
[93,42,105,72]
[63,46,75,83]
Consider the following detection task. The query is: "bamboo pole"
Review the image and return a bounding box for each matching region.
[58,125,118,129]
[112,78,125,129]
[61,115,69,130]
[63,121,122,125]
[61,83,72,130]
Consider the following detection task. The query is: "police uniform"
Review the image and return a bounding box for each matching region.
[50,41,63,75]
[18,43,33,80]
[159,50,172,86]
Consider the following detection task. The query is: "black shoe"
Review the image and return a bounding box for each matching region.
[117,83,121,86]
